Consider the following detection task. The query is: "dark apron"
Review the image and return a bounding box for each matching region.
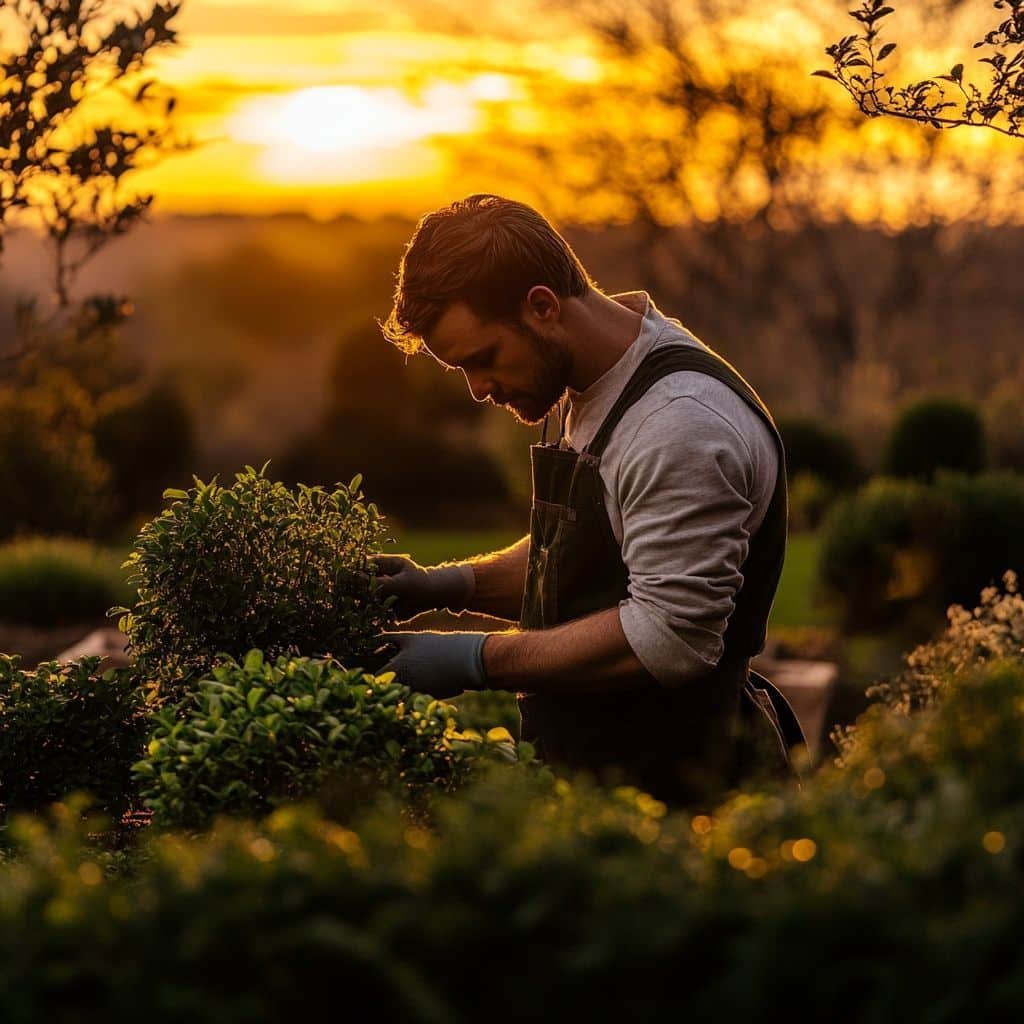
[518,343,805,809]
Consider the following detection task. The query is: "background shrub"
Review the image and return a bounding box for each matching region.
[883,396,987,480]
[0,385,110,541]
[93,382,196,527]
[116,465,396,687]
[134,651,523,828]
[0,655,148,825]
[787,472,836,533]
[777,417,863,489]
[819,472,1024,630]
[282,414,516,529]
[0,538,133,627]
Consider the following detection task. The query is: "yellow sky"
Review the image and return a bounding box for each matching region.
[130,1,609,217]
[84,0,1021,222]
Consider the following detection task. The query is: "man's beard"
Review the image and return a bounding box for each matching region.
[504,320,570,426]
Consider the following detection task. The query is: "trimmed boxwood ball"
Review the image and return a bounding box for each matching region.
[883,396,987,480]
[114,464,397,691]
[133,650,525,829]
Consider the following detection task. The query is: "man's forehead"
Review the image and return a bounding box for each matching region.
[425,302,487,365]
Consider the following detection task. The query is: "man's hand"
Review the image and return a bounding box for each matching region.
[369,554,474,621]
[376,630,487,699]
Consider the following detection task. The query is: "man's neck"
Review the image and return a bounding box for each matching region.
[562,289,645,394]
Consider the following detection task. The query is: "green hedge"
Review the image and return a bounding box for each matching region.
[2,579,1023,1021]
[883,396,986,480]
[777,417,863,489]
[0,538,132,627]
[116,465,396,689]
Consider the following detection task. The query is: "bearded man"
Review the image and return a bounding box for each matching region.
[373,193,803,807]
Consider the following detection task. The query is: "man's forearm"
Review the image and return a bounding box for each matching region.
[482,606,657,695]
[460,534,531,622]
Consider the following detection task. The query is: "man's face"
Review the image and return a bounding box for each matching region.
[424,301,570,426]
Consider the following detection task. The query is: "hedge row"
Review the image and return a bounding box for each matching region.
[1,579,1022,1022]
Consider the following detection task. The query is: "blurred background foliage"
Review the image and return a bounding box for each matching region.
[0,0,1022,749]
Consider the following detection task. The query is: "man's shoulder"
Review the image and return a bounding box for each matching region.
[611,338,778,479]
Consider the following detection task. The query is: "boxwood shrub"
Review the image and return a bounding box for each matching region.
[883,395,986,480]
[114,465,396,690]
[0,655,148,826]
[133,650,525,828]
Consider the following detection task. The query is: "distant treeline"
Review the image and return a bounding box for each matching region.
[0,214,1020,528]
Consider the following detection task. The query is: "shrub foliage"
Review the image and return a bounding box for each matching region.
[133,651,521,828]
[883,396,987,481]
[115,465,396,687]
[0,538,132,627]
[820,472,1024,629]
[0,655,148,824]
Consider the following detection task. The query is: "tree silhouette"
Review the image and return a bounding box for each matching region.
[0,0,184,536]
[819,0,1023,139]
[1,0,183,361]
[439,0,1011,409]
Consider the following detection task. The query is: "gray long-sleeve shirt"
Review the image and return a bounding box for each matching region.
[561,290,779,687]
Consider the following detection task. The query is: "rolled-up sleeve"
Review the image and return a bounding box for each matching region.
[615,396,767,687]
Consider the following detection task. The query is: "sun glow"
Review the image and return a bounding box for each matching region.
[225,83,481,183]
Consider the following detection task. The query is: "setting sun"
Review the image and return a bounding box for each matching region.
[223,82,485,185]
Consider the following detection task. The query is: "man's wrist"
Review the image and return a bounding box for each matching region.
[426,562,476,613]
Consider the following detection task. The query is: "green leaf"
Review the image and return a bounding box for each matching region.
[162,488,189,500]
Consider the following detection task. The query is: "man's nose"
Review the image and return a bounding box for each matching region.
[464,370,496,404]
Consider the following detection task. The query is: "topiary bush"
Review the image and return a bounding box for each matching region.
[133,650,523,829]
[114,465,396,690]
[0,538,133,627]
[819,473,1024,630]
[883,396,987,480]
[0,655,148,825]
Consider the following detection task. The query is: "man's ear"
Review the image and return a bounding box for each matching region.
[524,285,560,323]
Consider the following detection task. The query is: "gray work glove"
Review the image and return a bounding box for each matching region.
[376,630,487,699]
[369,554,475,621]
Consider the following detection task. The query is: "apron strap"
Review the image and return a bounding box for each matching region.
[579,341,789,664]
[584,345,778,459]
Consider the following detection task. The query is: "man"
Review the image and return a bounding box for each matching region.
[373,193,803,806]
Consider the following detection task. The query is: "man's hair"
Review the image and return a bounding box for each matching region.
[379,193,595,354]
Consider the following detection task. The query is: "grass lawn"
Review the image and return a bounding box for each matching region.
[769,532,836,629]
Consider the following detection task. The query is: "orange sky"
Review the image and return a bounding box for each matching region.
[57,0,1021,222]
[131,0,612,217]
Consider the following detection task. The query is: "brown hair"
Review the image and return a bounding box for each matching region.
[378,193,595,355]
